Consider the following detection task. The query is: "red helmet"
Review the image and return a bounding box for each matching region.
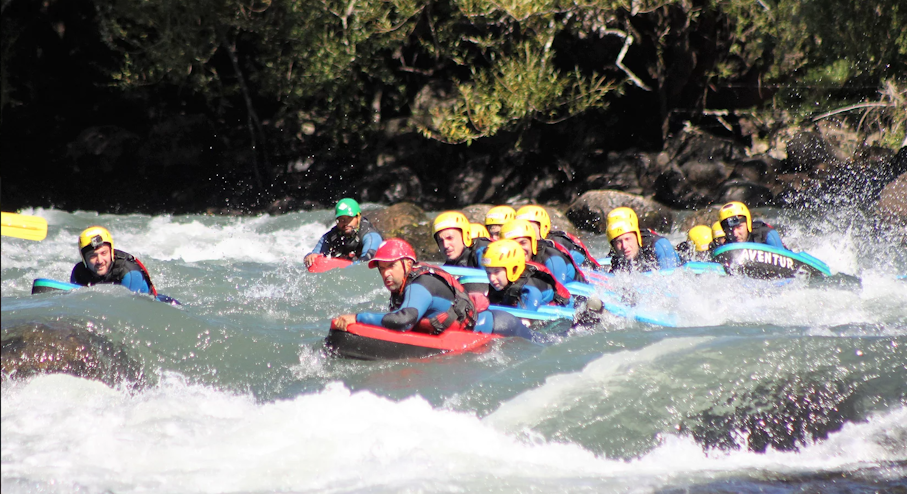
[368,238,417,268]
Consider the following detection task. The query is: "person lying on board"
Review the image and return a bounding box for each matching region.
[709,221,727,251]
[432,211,490,268]
[717,201,785,249]
[481,239,575,311]
[485,205,516,241]
[515,205,602,270]
[70,226,157,295]
[606,207,681,273]
[676,225,713,263]
[500,219,586,284]
[304,198,383,267]
[331,238,535,338]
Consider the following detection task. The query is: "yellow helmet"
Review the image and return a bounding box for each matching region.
[607,207,639,229]
[718,201,752,232]
[688,225,713,252]
[515,205,551,238]
[432,211,472,247]
[78,226,114,266]
[481,239,526,282]
[500,219,538,255]
[485,205,516,226]
[469,223,490,240]
[606,218,641,247]
[711,221,726,239]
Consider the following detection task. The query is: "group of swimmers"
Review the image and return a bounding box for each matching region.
[69,198,783,340]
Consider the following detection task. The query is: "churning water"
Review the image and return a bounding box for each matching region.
[2,207,905,493]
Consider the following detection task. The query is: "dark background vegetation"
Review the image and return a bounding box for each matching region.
[1,0,904,214]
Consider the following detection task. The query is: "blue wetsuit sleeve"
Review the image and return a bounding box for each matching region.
[310,232,329,256]
[356,283,433,331]
[544,256,570,284]
[520,285,547,311]
[120,271,150,294]
[654,238,681,269]
[354,231,383,263]
[474,245,488,266]
[765,230,784,249]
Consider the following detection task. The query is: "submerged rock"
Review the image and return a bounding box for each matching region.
[682,375,860,453]
[1,322,147,390]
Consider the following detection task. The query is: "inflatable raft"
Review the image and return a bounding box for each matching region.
[307,255,353,273]
[31,278,182,305]
[711,243,831,279]
[325,322,501,360]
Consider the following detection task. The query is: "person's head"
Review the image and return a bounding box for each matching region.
[481,239,526,291]
[688,225,713,252]
[607,219,641,260]
[607,207,639,231]
[334,198,362,235]
[368,238,417,293]
[515,205,551,239]
[79,226,115,276]
[711,221,726,246]
[718,201,752,243]
[432,211,472,261]
[500,219,537,261]
[485,206,516,240]
[469,223,490,241]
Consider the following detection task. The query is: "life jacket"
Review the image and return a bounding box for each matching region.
[747,220,786,248]
[390,264,486,334]
[491,261,572,308]
[548,230,602,269]
[610,230,664,273]
[535,240,587,283]
[322,216,379,260]
[72,250,158,296]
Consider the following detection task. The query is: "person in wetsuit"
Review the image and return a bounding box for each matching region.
[482,239,574,311]
[330,238,535,338]
[606,207,681,273]
[515,205,602,270]
[500,219,585,284]
[676,225,713,263]
[718,201,785,248]
[432,211,490,268]
[304,198,382,267]
[484,205,516,241]
[709,220,727,250]
[70,226,155,294]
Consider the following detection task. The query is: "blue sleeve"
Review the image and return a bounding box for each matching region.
[544,256,571,284]
[765,230,784,249]
[355,231,383,262]
[654,238,681,269]
[356,283,433,330]
[570,251,587,267]
[120,271,150,294]
[474,245,488,266]
[310,232,329,256]
[520,285,547,311]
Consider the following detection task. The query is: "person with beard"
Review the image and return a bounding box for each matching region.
[304,198,382,267]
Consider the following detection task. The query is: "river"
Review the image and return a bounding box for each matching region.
[2,206,905,493]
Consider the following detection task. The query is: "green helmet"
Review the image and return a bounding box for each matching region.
[334,198,361,218]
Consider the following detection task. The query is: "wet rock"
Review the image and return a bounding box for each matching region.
[65,125,140,174]
[713,180,774,206]
[683,375,859,453]
[782,131,844,173]
[567,190,674,234]
[1,322,146,390]
[877,171,907,226]
[461,204,493,224]
[367,202,442,262]
[678,205,723,231]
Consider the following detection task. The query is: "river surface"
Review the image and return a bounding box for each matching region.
[2,206,906,493]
